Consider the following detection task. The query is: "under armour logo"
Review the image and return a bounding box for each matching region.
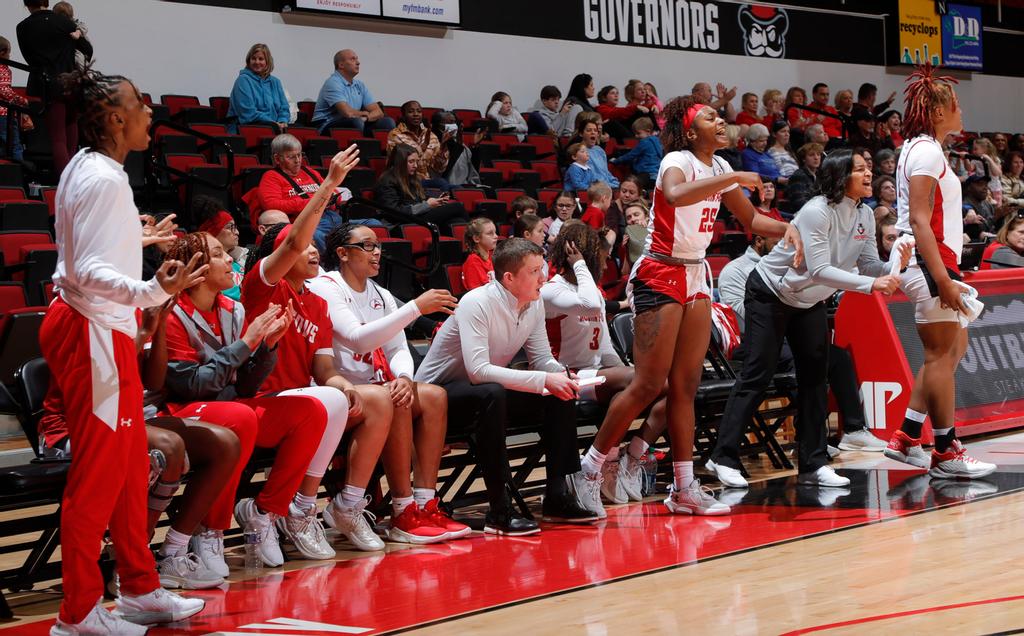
[120,417,133,428]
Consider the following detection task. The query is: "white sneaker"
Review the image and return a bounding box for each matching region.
[190,527,228,578]
[797,465,851,488]
[705,459,748,488]
[113,588,205,626]
[929,440,997,480]
[277,505,336,560]
[323,497,386,551]
[663,479,731,516]
[51,602,148,636]
[827,445,841,459]
[838,429,888,452]
[600,460,627,505]
[157,552,224,590]
[618,452,645,502]
[233,498,284,567]
[566,470,606,518]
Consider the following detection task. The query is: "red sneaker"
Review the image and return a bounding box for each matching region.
[387,503,448,545]
[422,498,472,539]
[883,430,929,469]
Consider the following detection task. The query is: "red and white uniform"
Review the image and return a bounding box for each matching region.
[895,135,964,324]
[43,149,164,624]
[542,261,622,371]
[629,150,735,306]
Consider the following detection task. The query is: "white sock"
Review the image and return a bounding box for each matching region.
[580,446,608,477]
[672,461,694,491]
[933,427,953,436]
[159,528,191,558]
[905,408,927,422]
[412,487,435,507]
[392,495,414,517]
[628,436,649,460]
[337,485,366,509]
[290,492,317,517]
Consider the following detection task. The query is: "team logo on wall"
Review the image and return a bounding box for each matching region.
[738,4,789,58]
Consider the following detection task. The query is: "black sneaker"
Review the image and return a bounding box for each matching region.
[483,509,541,536]
[540,492,601,523]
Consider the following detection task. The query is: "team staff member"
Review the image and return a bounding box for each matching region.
[707,149,908,488]
[44,67,206,635]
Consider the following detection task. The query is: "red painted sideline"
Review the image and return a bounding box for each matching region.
[780,594,1024,635]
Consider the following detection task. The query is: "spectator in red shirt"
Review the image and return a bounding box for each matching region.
[581,181,613,238]
[785,86,814,131]
[810,83,842,138]
[750,177,785,227]
[596,84,650,142]
[462,217,498,291]
[0,36,30,162]
[735,92,761,128]
[761,88,784,128]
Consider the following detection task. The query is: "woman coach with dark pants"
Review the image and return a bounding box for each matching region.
[707,149,910,489]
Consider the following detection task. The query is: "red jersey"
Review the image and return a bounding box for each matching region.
[580,205,605,230]
[240,259,334,395]
[461,251,493,291]
[647,151,736,259]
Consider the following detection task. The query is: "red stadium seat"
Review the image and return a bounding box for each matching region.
[453,109,481,128]
[707,254,731,278]
[537,188,562,211]
[209,96,230,121]
[383,105,402,122]
[451,188,487,208]
[0,187,27,203]
[530,160,562,187]
[41,187,57,217]
[980,241,1001,270]
[445,264,466,297]
[297,101,316,123]
[450,222,468,246]
[491,160,523,183]
[189,123,228,138]
[489,134,520,155]
[526,135,558,159]
[495,188,527,208]
[0,282,27,316]
[161,94,200,115]
[330,128,364,149]
[288,126,320,147]
[238,124,277,153]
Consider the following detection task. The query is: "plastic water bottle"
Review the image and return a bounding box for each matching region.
[642,450,658,496]
[244,529,262,576]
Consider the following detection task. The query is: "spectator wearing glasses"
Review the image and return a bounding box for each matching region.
[193,196,244,300]
[742,124,780,181]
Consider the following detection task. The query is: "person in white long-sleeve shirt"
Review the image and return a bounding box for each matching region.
[308,223,470,544]
[541,223,668,512]
[415,238,600,535]
[42,68,208,636]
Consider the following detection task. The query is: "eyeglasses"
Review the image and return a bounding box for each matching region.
[556,203,575,209]
[224,223,238,232]
[343,241,382,253]
[280,152,305,162]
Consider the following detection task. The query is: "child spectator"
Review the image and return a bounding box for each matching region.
[514,213,549,277]
[529,85,573,137]
[486,91,528,141]
[622,200,650,268]
[0,37,29,162]
[462,217,498,291]
[546,190,578,244]
[610,117,663,186]
[581,181,612,235]
[564,142,596,192]
[510,194,538,222]
[52,1,90,68]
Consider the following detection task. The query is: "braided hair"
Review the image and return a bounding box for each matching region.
[59,64,134,149]
[661,95,700,153]
[321,222,365,272]
[245,222,288,275]
[549,220,605,286]
[902,62,958,140]
[163,232,212,269]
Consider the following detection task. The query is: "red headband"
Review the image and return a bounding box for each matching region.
[198,211,234,237]
[273,223,293,251]
[683,104,707,130]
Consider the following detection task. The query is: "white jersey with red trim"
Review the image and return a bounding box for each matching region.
[646,150,737,259]
[541,262,622,371]
[895,135,963,271]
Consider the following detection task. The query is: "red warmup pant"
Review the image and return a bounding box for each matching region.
[174,395,327,520]
[40,300,159,624]
[45,100,78,176]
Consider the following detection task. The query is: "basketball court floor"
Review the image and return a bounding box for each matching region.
[4,431,1024,635]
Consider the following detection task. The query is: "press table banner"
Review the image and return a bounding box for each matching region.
[460,1,884,66]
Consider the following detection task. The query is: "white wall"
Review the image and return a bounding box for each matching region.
[4,0,1022,132]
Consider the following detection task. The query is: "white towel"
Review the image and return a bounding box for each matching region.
[953,281,985,328]
[889,234,916,278]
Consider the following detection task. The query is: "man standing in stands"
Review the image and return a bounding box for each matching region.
[312,49,395,135]
[852,82,896,119]
[692,81,736,124]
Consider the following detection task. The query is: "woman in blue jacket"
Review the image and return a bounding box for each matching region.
[741,123,780,181]
[228,43,290,131]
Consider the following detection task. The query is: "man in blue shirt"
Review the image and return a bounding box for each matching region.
[312,49,395,135]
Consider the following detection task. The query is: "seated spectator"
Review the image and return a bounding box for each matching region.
[750,177,784,228]
[626,79,662,129]
[530,85,574,137]
[735,92,761,128]
[761,88,784,128]
[855,147,874,174]
[227,43,290,132]
[510,194,538,222]
[692,81,737,122]
[716,124,744,172]
[809,83,842,138]
[257,209,289,238]
[561,73,596,133]
[992,132,1010,162]
[462,218,498,291]
[785,86,813,131]
[595,85,646,142]
[387,100,451,188]
[848,111,881,154]
[874,149,896,177]
[514,212,550,278]
[872,175,897,222]
[432,111,484,189]
[546,190,578,244]
[783,142,824,215]
[767,120,798,182]
[1001,151,1024,214]
[741,124,780,181]
[963,175,999,239]
[564,142,596,192]
[622,199,649,268]
[414,238,599,534]
[852,82,896,119]
[486,91,528,140]
[244,134,352,227]
[643,81,666,128]
[311,48,395,135]
[971,137,1005,205]
[990,212,1024,268]
[610,117,662,186]
[834,89,854,118]
[875,212,897,262]
[192,196,244,300]
[578,117,619,188]
[605,174,642,254]
[805,123,828,148]
[0,36,29,162]
[374,143,469,232]
[1014,134,1024,154]
[881,110,904,148]
[581,181,612,236]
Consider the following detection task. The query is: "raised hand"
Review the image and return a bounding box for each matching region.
[414,289,458,315]
[325,145,361,186]
[156,252,208,295]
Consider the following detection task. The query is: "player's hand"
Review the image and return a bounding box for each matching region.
[243,303,281,350]
[142,213,178,249]
[782,224,803,268]
[734,172,765,199]
[389,376,415,409]
[264,300,295,348]
[871,275,900,295]
[565,240,585,266]
[414,289,458,315]
[156,252,207,295]
[140,296,176,337]
[325,145,361,186]
[544,373,579,401]
[897,240,913,270]
[938,278,969,313]
[344,387,364,418]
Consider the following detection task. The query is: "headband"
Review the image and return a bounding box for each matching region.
[273,223,293,250]
[198,211,233,237]
[683,104,707,130]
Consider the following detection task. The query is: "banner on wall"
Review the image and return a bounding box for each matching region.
[898,0,942,65]
[459,1,884,66]
[941,3,983,71]
[292,0,459,24]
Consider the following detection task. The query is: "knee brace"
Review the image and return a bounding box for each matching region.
[147,448,166,488]
[148,477,181,513]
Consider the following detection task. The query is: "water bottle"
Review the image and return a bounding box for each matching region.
[642,450,658,496]
[244,529,262,576]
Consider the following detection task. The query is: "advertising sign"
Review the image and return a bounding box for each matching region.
[942,3,983,71]
[898,0,942,65]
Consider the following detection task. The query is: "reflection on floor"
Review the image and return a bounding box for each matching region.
[5,436,1024,635]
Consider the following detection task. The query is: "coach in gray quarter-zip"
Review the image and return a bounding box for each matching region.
[707,149,910,491]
